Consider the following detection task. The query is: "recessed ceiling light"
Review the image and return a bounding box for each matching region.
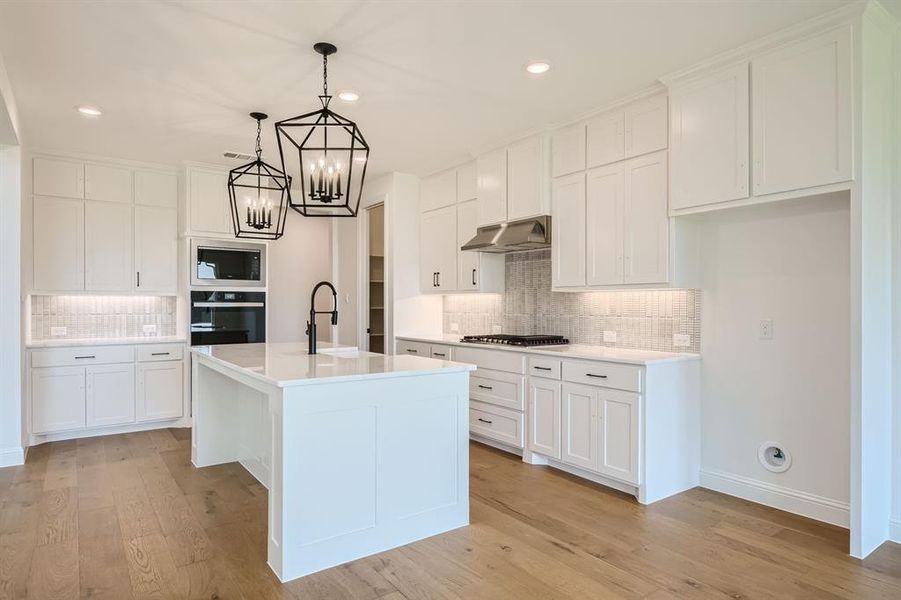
[76,104,102,117]
[526,62,551,75]
[338,91,359,102]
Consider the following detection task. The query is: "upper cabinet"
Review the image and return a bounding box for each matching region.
[135,170,178,208]
[586,112,624,169]
[622,151,668,285]
[551,125,586,178]
[456,161,477,203]
[476,148,507,226]
[507,136,547,221]
[419,205,457,292]
[84,201,133,291]
[670,62,749,210]
[33,157,84,198]
[186,167,232,237]
[623,96,667,159]
[420,168,457,212]
[84,164,132,203]
[33,197,85,291]
[751,26,852,196]
[551,173,587,288]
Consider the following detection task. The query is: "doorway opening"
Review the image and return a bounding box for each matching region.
[365,203,385,353]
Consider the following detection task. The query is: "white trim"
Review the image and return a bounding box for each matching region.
[28,417,191,446]
[668,182,852,217]
[889,518,901,543]
[0,446,25,467]
[700,468,850,528]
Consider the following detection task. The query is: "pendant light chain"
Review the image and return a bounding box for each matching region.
[322,52,328,97]
[254,117,262,160]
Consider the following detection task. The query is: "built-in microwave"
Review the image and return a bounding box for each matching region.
[190,239,266,288]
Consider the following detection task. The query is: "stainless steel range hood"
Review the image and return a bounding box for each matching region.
[461,216,551,253]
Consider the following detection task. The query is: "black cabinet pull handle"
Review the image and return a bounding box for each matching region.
[433,272,438,287]
[533,366,552,371]
[406,348,418,353]
[477,384,493,390]
[437,272,441,287]
[477,418,493,424]
[136,271,140,287]
[74,355,95,360]
[433,352,446,357]
[151,352,170,356]
[586,373,608,379]
[472,268,476,286]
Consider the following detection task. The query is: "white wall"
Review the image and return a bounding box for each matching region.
[890,14,901,544]
[696,195,851,526]
[0,144,22,466]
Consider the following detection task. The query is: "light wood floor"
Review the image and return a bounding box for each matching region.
[1,430,900,599]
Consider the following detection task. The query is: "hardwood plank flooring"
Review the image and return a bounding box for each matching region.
[0,430,899,599]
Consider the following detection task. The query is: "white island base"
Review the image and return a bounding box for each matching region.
[191,343,473,582]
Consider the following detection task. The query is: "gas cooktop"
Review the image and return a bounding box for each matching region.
[460,334,569,347]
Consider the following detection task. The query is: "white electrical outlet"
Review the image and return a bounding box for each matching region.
[759,319,774,340]
[603,330,617,343]
[491,324,503,334]
[143,324,157,334]
[673,334,691,347]
[50,326,67,337]
[450,322,460,333]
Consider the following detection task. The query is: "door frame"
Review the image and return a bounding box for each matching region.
[356,195,390,352]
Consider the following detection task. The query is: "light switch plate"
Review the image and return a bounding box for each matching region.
[759,319,774,340]
[143,324,157,334]
[603,330,617,343]
[50,326,67,337]
[450,322,460,333]
[673,334,691,347]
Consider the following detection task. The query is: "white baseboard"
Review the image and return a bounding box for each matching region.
[700,468,849,528]
[29,417,192,446]
[0,446,25,467]
[890,517,901,544]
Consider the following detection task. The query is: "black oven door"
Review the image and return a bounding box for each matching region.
[190,291,266,346]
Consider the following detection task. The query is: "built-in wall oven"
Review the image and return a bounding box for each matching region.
[190,291,266,346]
[191,239,266,288]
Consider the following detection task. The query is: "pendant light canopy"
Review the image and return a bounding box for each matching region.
[228,112,290,239]
[276,42,370,218]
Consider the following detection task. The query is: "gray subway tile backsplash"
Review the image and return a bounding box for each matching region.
[443,249,700,353]
[30,295,177,341]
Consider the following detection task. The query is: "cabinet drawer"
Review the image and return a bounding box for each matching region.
[137,344,184,362]
[453,346,525,374]
[470,401,523,449]
[429,344,452,360]
[470,368,524,411]
[396,340,431,357]
[528,356,561,379]
[31,345,135,368]
[562,359,641,392]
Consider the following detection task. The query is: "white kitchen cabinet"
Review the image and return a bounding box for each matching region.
[33,157,84,198]
[751,26,851,196]
[33,196,84,291]
[188,167,232,236]
[561,382,599,471]
[507,136,546,220]
[84,163,132,203]
[86,364,136,427]
[135,206,177,292]
[84,201,133,291]
[396,339,432,357]
[551,125,586,178]
[135,170,178,208]
[551,172,586,288]
[137,361,184,422]
[623,151,668,285]
[586,163,624,286]
[670,62,750,210]
[457,161,477,202]
[586,112,625,168]
[421,168,457,212]
[32,367,86,434]
[597,387,640,484]
[456,199,504,293]
[476,149,507,226]
[624,96,667,159]
[527,377,561,460]
[420,205,457,292]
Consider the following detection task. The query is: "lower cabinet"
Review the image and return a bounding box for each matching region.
[137,361,184,422]
[470,400,524,449]
[86,363,136,427]
[527,378,561,459]
[561,382,599,471]
[32,366,86,434]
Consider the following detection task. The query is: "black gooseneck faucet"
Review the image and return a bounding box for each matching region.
[306,281,338,354]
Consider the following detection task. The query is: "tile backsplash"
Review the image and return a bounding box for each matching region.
[443,250,700,353]
[30,295,177,341]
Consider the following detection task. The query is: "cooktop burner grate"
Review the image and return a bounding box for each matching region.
[460,334,569,347]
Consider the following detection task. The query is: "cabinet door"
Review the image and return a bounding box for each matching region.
[84,163,132,203]
[457,161,477,202]
[624,96,667,158]
[135,170,178,207]
[457,200,480,291]
[507,136,545,220]
[33,157,84,198]
[476,149,507,226]
[32,366,85,434]
[551,172,586,288]
[86,364,135,427]
[597,388,640,484]
[551,125,586,178]
[623,151,668,285]
[33,196,84,291]
[586,112,625,168]
[421,169,457,212]
[751,26,851,195]
[189,168,232,235]
[135,206,177,292]
[85,201,133,291]
[586,163,624,286]
[137,361,184,422]
[420,206,457,292]
[561,382,599,471]
[670,63,750,210]
[528,378,561,459]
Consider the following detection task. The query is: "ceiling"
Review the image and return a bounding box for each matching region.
[0,0,859,178]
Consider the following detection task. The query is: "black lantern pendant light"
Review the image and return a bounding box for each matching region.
[228,112,290,239]
[276,42,370,218]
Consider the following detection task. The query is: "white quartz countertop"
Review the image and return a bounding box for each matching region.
[397,334,700,365]
[191,341,475,388]
[27,336,187,349]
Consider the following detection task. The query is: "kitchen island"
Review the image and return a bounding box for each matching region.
[190,342,474,582]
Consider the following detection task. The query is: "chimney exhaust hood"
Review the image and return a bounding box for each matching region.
[461,215,551,253]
